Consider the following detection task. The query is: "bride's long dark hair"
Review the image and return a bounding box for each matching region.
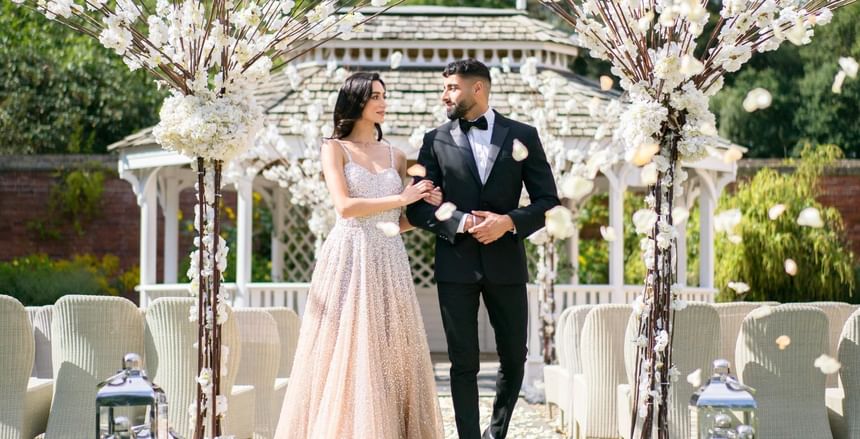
[331,72,385,141]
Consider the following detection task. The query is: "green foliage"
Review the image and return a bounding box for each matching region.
[402,0,521,7]
[711,2,860,158]
[715,144,856,302]
[0,3,164,154]
[0,254,137,305]
[27,161,108,238]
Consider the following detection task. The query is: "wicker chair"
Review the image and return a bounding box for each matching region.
[234,309,281,438]
[45,295,145,439]
[1,295,36,439]
[810,302,857,388]
[264,307,300,415]
[735,304,832,439]
[826,307,860,439]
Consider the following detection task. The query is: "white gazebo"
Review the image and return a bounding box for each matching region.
[110,7,737,369]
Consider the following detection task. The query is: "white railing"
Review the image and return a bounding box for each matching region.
[137,282,716,315]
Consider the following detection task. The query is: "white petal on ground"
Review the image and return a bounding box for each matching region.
[776,335,791,350]
[435,202,457,221]
[600,225,617,242]
[512,139,529,162]
[375,221,400,237]
[407,164,426,177]
[768,204,786,220]
[814,354,842,375]
[797,207,824,228]
[785,258,798,276]
[560,175,594,202]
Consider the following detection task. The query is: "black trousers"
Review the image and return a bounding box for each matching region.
[437,281,529,439]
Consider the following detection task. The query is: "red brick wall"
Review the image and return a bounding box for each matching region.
[817,175,860,255]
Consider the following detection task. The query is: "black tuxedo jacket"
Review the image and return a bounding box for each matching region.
[405,111,560,284]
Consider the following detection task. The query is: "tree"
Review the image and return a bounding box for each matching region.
[715,144,856,303]
[0,4,164,154]
[711,3,860,158]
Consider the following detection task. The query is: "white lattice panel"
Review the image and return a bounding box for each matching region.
[279,203,316,282]
[402,228,436,288]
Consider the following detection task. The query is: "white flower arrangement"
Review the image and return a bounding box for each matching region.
[541,0,852,435]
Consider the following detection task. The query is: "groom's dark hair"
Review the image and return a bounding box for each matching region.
[443,59,492,86]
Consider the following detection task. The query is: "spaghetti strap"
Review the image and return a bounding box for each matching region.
[387,143,395,168]
[332,139,352,162]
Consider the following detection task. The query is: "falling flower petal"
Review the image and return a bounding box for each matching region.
[641,162,659,185]
[815,354,842,375]
[600,225,617,242]
[727,234,743,244]
[687,369,702,388]
[407,164,426,177]
[560,175,594,202]
[833,70,847,94]
[728,281,750,294]
[600,75,614,91]
[435,202,456,221]
[784,258,798,276]
[776,335,791,350]
[839,56,858,78]
[389,51,403,69]
[672,207,690,224]
[742,88,772,112]
[545,206,575,239]
[512,139,529,162]
[375,221,400,237]
[797,207,824,228]
[723,147,744,164]
[631,142,661,166]
[768,204,786,220]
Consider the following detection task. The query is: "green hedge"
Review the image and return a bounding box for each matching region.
[0,254,137,306]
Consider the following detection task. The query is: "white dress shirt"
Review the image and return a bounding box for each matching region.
[457,107,496,234]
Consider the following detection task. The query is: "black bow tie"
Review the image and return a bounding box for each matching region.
[459,116,488,133]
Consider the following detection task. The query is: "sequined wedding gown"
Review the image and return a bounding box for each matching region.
[274,143,444,439]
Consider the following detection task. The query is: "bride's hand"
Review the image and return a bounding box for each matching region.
[425,187,443,207]
[400,179,434,206]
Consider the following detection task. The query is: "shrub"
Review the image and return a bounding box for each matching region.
[715,144,856,302]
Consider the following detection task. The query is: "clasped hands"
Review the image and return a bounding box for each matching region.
[425,187,513,244]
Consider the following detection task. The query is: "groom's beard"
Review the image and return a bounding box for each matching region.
[446,99,474,121]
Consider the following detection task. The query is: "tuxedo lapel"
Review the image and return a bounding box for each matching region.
[448,121,482,186]
[484,111,511,185]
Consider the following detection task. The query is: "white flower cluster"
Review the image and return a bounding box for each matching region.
[154,90,264,162]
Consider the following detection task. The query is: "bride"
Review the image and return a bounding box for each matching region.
[274,72,445,439]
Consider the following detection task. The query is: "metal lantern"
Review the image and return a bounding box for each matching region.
[689,359,758,439]
[96,353,172,439]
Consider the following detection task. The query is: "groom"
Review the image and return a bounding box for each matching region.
[406,59,560,439]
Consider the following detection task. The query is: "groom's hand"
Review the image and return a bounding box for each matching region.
[468,211,515,244]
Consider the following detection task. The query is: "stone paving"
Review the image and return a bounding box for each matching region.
[433,358,564,439]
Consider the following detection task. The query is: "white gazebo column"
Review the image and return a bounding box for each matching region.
[607,170,626,303]
[697,172,717,289]
[271,191,285,282]
[234,176,254,306]
[675,220,688,286]
[120,167,161,306]
[161,176,180,284]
